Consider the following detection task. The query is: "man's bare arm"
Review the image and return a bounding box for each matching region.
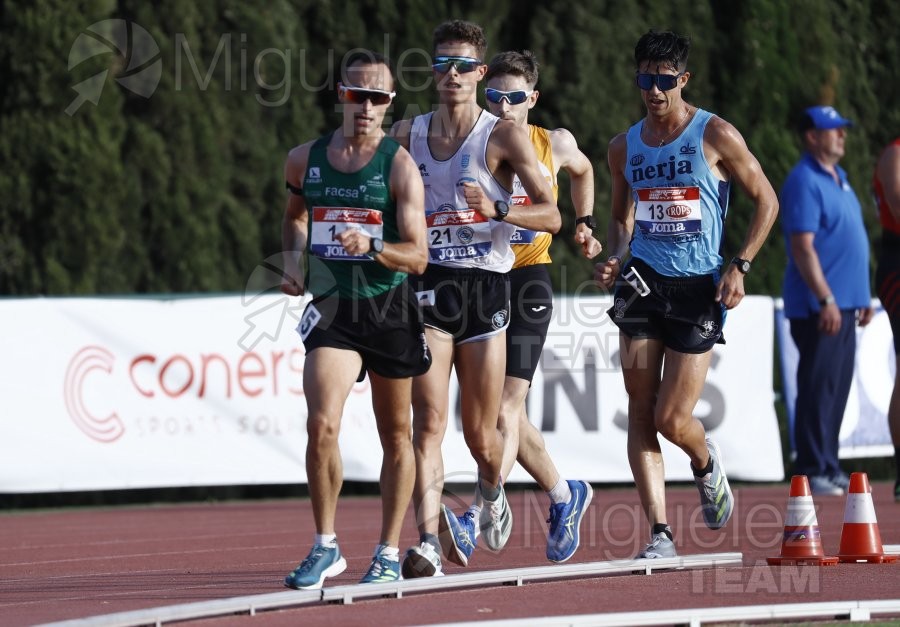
[552,127,601,258]
[594,133,633,289]
[472,122,561,233]
[706,117,779,308]
[382,148,428,274]
[281,143,313,295]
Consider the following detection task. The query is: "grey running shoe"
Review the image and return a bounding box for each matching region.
[479,483,513,551]
[401,542,444,578]
[809,475,844,496]
[694,437,734,529]
[829,472,850,491]
[636,532,677,559]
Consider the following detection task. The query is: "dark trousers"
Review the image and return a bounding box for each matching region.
[790,311,857,477]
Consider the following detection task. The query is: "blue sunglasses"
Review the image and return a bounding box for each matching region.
[432,56,483,73]
[485,88,533,105]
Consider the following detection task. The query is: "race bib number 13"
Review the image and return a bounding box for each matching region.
[309,206,383,260]
[635,187,702,237]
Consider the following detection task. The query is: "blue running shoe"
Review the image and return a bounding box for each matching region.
[439,504,477,567]
[284,544,346,590]
[546,480,594,563]
[360,546,400,584]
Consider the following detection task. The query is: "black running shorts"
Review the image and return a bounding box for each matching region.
[607,257,726,353]
[299,281,432,379]
[506,264,553,381]
[411,264,510,344]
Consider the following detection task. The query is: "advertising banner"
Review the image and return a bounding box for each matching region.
[0,294,784,493]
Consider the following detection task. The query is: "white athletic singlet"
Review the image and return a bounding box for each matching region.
[409,110,515,272]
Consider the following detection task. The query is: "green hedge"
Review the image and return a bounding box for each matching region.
[2,0,897,296]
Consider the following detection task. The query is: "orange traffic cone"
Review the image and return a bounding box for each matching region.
[767,475,838,566]
[837,472,898,564]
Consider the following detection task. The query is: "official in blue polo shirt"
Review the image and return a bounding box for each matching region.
[781,105,873,496]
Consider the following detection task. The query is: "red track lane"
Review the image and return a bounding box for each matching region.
[1,483,898,626]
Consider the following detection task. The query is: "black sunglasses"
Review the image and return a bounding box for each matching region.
[635,72,685,92]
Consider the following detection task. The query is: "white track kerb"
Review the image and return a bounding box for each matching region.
[38,554,742,627]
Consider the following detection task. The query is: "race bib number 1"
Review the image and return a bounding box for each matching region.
[309,207,383,260]
[635,187,702,237]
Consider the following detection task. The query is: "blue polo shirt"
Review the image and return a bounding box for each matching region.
[780,153,870,318]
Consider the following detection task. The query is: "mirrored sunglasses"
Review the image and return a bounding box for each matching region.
[432,56,482,74]
[485,88,533,105]
[635,72,684,92]
[340,85,395,105]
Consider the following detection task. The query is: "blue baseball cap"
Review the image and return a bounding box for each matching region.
[802,105,853,131]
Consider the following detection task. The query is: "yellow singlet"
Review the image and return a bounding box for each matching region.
[510,125,558,269]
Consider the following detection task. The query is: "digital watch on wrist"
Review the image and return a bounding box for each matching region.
[575,215,597,230]
[731,257,751,274]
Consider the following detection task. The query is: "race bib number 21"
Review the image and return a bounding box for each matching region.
[425,207,492,262]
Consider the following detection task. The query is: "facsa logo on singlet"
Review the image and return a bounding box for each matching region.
[631,154,693,184]
[325,187,360,199]
[307,166,321,184]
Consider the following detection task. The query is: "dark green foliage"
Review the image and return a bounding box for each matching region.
[0,0,895,295]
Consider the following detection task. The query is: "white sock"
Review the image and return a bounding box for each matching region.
[547,478,571,505]
[315,533,337,548]
[467,505,482,538]
[375,544,400,561]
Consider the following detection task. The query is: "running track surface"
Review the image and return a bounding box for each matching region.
[2,482,899,626]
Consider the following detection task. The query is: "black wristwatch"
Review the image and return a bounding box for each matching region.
[493,200,510,221]
[575,215,597,230]
[369,237,384,256]
[731,257,751,274]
